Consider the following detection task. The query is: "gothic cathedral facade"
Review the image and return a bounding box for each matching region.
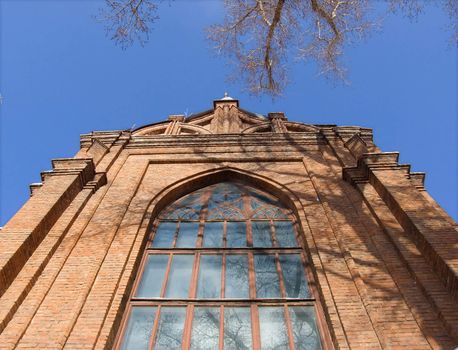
[0,97,457,349]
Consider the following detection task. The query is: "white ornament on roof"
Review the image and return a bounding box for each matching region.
[221,92,234,100]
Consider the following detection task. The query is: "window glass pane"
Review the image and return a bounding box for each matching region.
[209,183,243,207]
[289,306,322,350]
[227,222,247,248]
[152,222,177,248]
[247,188,279,208]
[203,222,224,247]
[136,255,169,298]
[279,254,309,298]
[207,205,244,220]
[252,207,290,219]
[252,221,273,247]
[176,222,199,248]
[160,192,203,220]
[259,307,289,350]
[254,255,281,298]
[225,255,249,298]
[249,189,290,220]
[197,255,222,298]
[207,183,244,220]
[224,307,252,350]
[121,306,156,350]
[275,221,297,247]
[154,307,186,350]
[190,307,220,350]
[165,255,194,298]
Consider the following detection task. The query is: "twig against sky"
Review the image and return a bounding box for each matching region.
[100,0,458,95]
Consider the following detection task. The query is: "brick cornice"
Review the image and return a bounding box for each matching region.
[342,152,416,185]
[83,172,108,193]
[319,126,374,143]
[80,130,131,149]
[40,158,96,188]
[127,132,326,148]
[409,172,426,190]
[335,126,374,141]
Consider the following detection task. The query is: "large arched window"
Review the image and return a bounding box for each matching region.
[117,182,325,349]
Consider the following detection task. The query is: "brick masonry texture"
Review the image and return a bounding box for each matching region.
[0,98,457,349]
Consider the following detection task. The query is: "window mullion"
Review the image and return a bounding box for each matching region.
[221,253,226,298]
[270,219,278,247]
[275,252,288,299]
[219,305,224,350]
[147,305,162,350]
[223,220,227,248]
[182,305,194,350]
[251,305,261,350]
[283,304,297,350]
[196,220,204,248]
[246,219,253,247]
[248,252,256,299]
[171,221,180,248]
[189,253,200,299]
[159,254,173,298]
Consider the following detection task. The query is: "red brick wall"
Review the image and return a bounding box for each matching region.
[1,115,457,349]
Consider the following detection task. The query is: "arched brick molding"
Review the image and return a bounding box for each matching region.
[105,166,337,349]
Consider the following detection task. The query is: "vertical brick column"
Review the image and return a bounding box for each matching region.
[357,181,458,343]
[0,158,95,296]
[13,156,148,349]
[344,153,458,299]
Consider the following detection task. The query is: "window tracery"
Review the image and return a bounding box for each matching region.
[117,182,324,349]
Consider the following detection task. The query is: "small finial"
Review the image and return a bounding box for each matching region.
[221,92,234,100]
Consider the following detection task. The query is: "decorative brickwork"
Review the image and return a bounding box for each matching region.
[0,97,457,349]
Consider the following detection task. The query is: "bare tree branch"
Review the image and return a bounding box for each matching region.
[98,0,161,48]
[98,0,457,95]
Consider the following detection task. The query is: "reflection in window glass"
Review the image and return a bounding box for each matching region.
[197,255,222,298]
[160,193,202,220]
[190,307,220,350]
[252,221,273,247]
[165,255,194,298]
[121,306,156,350]
[154,307,186,350]
[275,221,297,247]
[254,255,281,298]
[224,308,252,350]
[259,307,289,350]
[279,254,309,298]
[209,183,243,207]
[136,255,168,298]
[176,222,199,248]
[203,222,224,247]
[122,182,324,349]
[152,222,177,247]
[207,184,244,220]
[227,222,247,247]
[289,306,322,350]
[248,189,278,208]
[225,255,249,298]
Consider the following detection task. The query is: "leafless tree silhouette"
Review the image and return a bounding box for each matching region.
[99,0,457,95]
[99,0,160,48]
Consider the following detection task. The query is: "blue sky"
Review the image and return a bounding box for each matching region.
[1,0,456,225]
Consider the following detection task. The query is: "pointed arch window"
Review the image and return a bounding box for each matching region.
[117,182,326,349]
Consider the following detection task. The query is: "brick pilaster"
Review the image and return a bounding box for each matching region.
[343,153,458,299]
[268,112,288,133]
[0,158,96,296]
